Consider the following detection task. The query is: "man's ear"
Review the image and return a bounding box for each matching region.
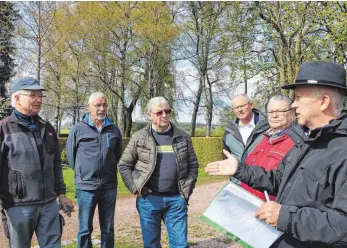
[15,95,20,105]
[320,94,330,112]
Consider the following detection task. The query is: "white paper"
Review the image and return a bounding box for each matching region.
[202,182,282,248]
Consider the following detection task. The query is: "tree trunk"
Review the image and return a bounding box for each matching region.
[190,77,203,137]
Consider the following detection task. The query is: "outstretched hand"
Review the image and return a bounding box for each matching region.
[204,149,238,176]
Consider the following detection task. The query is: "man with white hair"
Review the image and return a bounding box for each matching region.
[205,61,347,247]
[66,92,122,248]
[0,77,73,248]
[119,96,199,248]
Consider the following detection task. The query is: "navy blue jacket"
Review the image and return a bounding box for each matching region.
[66,114,122,190]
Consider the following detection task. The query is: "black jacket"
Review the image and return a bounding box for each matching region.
[0,112,66,208]
[234,112,347,247]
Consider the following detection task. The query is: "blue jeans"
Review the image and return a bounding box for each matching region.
[136,194,188,248]
[5,200,61,248]
[76,188,117,248]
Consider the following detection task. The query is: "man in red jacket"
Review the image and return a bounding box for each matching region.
[241,95,294,201]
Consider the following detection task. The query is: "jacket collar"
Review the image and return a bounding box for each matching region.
[232,108,266,126]
[9,111,46,126]
[292,111,347,142]
[146,121,186,138]
[82,113,114,130]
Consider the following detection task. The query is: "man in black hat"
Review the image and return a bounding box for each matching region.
[205,61,347,247]
[0,77,74,247]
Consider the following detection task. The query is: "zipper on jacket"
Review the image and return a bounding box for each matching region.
[138,132,157,195]
[15,121,46,200]
[172,136,187,203]
[98,131,102,179]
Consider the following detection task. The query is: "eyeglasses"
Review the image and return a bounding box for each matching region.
[19,93,46,99]
[232,103,250,111]
[151,109,171,116]
[267,109,292,115]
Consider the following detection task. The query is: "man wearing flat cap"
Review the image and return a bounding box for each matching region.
[0,77,74,247]
[205,61,347,247]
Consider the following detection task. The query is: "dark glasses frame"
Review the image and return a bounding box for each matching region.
[151,109,172,116]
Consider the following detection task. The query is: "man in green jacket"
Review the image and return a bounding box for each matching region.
[119,96,199,248]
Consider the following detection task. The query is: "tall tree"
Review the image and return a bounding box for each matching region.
[254,2,320,85]
[0,2,17,118]
[177,2,228,136]
[16,2,61,80]
[0,2,17,98]
[317,2,347,66]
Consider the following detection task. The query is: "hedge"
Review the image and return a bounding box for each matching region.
[59,137,224,168]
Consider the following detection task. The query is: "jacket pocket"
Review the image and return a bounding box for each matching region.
[44,131,57,155]
[264,151,285,170]
[137,147,151,164]
[9,170,24,199]
[296,167,325,206]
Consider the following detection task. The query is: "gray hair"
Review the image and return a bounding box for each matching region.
[147,96,169,113]
[232,93,251,104]
[11,90,23,108]
[312,86,344,115]
[88,92,106,104]
[267,95,292,109]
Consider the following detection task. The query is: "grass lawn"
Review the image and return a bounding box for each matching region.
[63,167,227,202]
[60,128,70,135]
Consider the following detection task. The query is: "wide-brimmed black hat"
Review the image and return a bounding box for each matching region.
[281,61,347,93]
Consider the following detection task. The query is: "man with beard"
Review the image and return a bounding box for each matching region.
[67,92,122,248]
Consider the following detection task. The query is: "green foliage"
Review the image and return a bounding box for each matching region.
[61,147,67,165]
[192,137,223,168]
[0,2,17,98]
[194,127,207,137]
[211,126,225,137]
[60,128,70,134]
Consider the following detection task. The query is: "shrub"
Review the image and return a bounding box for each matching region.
[58,137,223,168]
[192,137,223,168]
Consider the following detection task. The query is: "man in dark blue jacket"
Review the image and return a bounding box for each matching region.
[66,92,122,248]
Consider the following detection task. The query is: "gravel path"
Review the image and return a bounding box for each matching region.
[0,180,242,247]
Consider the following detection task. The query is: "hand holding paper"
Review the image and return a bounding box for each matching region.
[205,149,238,176]
[200,182,283,248]
[255,201,282,227]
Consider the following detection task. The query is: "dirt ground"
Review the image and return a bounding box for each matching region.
[0,181,242,248]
